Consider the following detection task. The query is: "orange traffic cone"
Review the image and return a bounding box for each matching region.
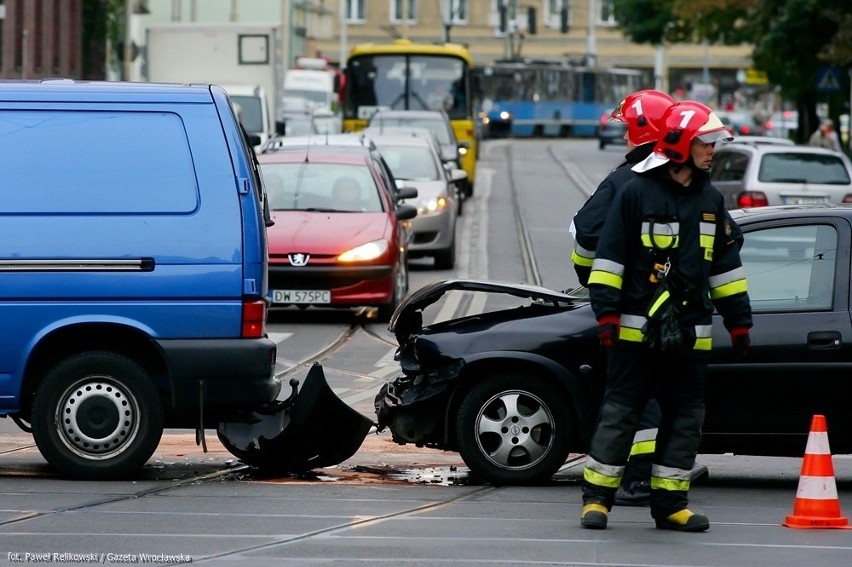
[783,414,850,529]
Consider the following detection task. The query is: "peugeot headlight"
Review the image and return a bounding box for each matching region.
[338,239,389,262]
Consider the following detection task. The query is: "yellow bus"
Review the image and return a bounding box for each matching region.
[343,39,477,196]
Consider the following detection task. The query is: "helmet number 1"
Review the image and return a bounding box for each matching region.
[630,98,644,117]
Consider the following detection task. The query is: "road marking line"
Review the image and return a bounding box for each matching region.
[341,388,383,405]
[267,332,293,344]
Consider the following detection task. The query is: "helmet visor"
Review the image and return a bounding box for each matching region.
[696,129,734,144]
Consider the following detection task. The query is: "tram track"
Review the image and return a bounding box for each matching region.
[504,140,595,287]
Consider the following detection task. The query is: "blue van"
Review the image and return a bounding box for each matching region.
[0,80,288,479]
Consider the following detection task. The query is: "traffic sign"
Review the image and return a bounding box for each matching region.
[816,66,842,93]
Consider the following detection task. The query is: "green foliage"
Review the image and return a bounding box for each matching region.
[751,0,839,101]
[81,0,125,77]
[612,0,676,45]
[613,0,753,46]
[613,0,849,143]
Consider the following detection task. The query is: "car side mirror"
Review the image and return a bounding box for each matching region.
[450,169,467,183]
[395,185,418,201]
[395,203,418,221]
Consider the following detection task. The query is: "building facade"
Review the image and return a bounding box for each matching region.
[301,0,757,104]
[0,0,87,80]
[0,1,765,109]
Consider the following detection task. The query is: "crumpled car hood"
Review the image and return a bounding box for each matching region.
[389,279,584,342]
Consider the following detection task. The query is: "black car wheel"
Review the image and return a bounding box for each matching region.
[433,239,456,270]
[377,257,409,322]
[31,351,164,480]
[456,373,573,485]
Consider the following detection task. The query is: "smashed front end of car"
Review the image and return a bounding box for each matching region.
[375,279,585,449]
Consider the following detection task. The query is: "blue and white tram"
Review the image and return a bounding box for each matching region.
[474,60,647,137]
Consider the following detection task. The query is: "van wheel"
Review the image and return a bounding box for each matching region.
[455,373,572,485]
[31,352,164,480]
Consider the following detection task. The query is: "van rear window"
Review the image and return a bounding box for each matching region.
[0,110,198,214]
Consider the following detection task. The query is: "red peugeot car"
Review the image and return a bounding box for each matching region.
[258,141,417,321]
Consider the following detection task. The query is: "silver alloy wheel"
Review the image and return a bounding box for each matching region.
[56,377,140,459]
[473,389,556,471]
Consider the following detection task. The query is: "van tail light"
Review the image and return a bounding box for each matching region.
[843,194,852,204]
[242,299,267,338]
[737,191,769,208]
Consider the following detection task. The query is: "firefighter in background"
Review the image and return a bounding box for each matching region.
[580,101,752,532]
[571,90,709,507]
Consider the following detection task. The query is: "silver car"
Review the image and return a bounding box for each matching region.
[370,133,465,269]
[710,141,852,209]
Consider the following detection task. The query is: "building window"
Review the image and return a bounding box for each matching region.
[390,0,417,23]
[545,0,570,30]
[345,0,365,22]
[598,0,617,26]
[444,0,468,25]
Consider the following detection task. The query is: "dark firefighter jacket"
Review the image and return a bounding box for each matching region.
[571,144,655,285]
[587,163,752,352]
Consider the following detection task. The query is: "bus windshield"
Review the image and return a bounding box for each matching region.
[345,54,468,121]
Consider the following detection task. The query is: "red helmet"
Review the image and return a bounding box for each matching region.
[653,101,733,163]
[610,90,674,146]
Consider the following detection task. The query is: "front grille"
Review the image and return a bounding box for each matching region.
[413,231,439,245]
[268,265,392,289]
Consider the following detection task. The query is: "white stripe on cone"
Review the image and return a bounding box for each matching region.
[796,476,840,500]
[804,431,831,455]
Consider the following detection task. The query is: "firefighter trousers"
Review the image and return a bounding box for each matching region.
[582,345,707,518]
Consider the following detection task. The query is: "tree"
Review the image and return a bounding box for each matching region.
[613,0,850,144]
[748,1,844,142]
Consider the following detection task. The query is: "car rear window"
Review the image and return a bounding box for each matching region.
[374,117,452,144]
[374,144,440,181]
[0,110,198,214]
[758,153,852,185]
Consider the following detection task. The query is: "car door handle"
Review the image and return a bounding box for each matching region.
[807,331,842,349]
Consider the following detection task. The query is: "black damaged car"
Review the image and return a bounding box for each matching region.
[376,205,852,484]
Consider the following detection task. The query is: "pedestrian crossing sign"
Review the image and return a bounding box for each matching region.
[816,67,842,93]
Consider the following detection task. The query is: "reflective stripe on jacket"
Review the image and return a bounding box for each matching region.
[587,165,752,346]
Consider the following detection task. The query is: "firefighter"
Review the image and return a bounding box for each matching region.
[580,101,752,532]
[571,89,675,285]
[570,90,712,507]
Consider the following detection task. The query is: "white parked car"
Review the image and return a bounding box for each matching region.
[711,141,852,209]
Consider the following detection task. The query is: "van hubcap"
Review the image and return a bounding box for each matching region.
[59,379,137,456]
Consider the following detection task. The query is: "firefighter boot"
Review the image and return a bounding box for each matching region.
[580,503,609,530]
[655,509,710,532]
